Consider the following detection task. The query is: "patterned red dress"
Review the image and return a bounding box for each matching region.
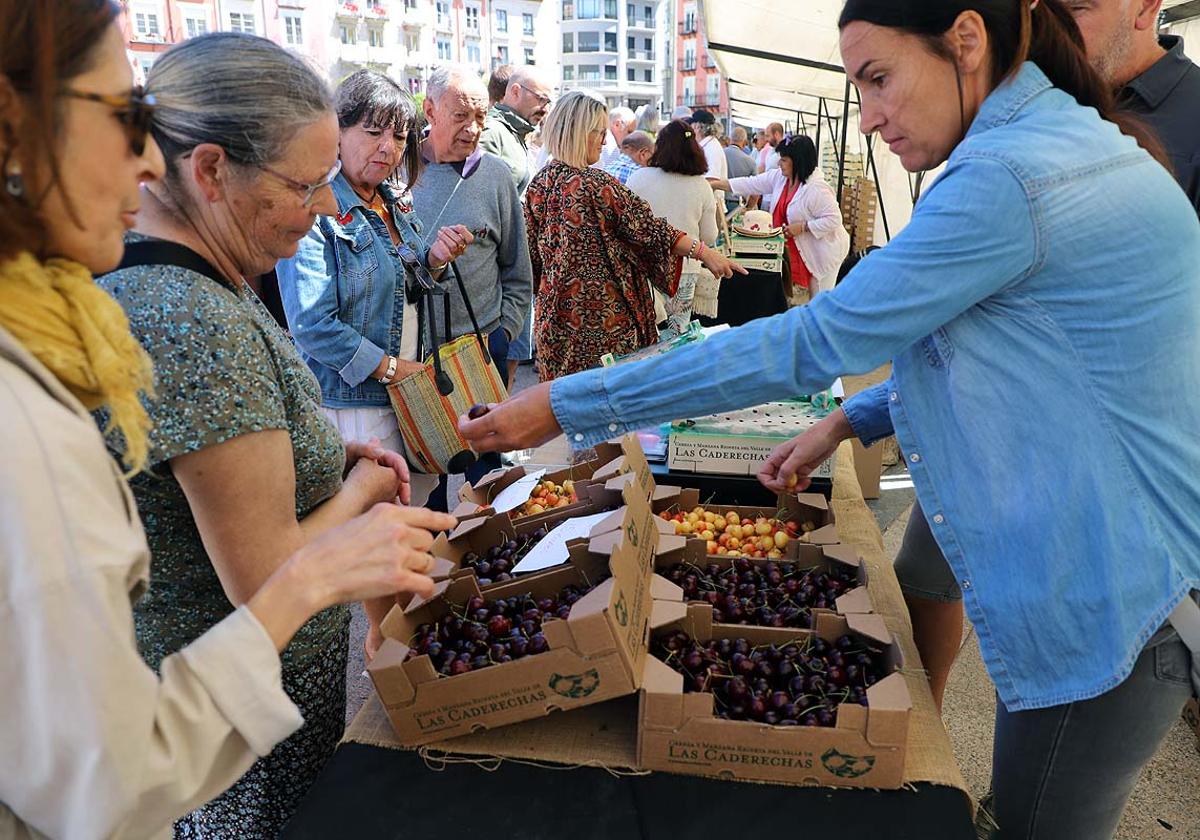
[525,161,683,381]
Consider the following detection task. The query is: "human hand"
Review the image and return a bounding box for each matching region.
[345,455,405,510]
[428,224,475,269]
[345,437,413,506]
[785,220,808,238]
[251,504,458,651]
[701,248,749,280]
[457,382,561,454]
[758,409,852,493]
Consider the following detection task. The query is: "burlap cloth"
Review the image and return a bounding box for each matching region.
[343,426,969,795]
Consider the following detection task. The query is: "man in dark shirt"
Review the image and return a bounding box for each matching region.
[1071,1,1200,213]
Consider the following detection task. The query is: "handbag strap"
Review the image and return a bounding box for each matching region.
[446,262,491,363]
[413,285,454,396]
[105,239,229,288]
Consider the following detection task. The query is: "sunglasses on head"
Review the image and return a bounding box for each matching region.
[61,85,157,157]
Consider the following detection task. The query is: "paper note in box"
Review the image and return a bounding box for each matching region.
[637,603,911,789]
[368,479,674,746]
[668,398,838,478]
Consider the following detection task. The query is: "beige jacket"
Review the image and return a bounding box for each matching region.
[0,326,303,840]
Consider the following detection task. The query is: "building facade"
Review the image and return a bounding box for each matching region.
[671,0,727,116]
[558,0,665,113]
[119,0,559,95]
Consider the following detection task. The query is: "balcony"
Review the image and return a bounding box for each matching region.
[401,13,426,28]
[434,14,453,32]
[366,2,389,19]
[678,57,696,71]
[628,49,655,61]
[677,21,696,34]
[336,2,363,18]
[627,16,654,30]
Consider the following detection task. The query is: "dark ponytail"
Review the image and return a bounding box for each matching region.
[838,0,1167,166]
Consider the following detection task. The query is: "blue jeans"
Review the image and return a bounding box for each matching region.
[990,623,1193,839]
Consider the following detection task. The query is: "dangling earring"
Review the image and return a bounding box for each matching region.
[4,161,23,198]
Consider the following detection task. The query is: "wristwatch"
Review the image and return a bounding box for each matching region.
[379,355,398,385]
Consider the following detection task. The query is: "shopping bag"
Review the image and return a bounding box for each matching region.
[388,262,508,475]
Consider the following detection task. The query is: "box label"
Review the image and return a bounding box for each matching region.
[414,680,551,735]
[661,739,879,780]
[669,437,835,478]
[548,669,601,699]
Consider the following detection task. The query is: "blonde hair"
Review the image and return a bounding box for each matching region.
[542,90,608,169]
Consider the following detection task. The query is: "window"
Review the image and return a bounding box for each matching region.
[682,79,695,106]
[627,67,635,81]
[562,32,573,52]
[644,5,653,26]
[604,31,616,51]
[578,64,600,80]
[405,0,417,8]
[578,31,598,51]
[644,37,652,50]
[627,3,634,20]
[644,68,652,82]
[283,12,303,45]
[183,12,208,38]
[465,5,479,31]
[605,64,616,80]
[436,1,450,26]
[563,65,575,80]
[605,0,617,18]
[683,3,696,33]
[437,37,452,59]
[467,43,482,64]
[496,9,507,31]
[404,31,420,52]
[523,12,534,34]
[683,45,695,70]
[133,10,161,38]
[706,75,720,102]
[576,0,598,17]
[229,12,256,33]
[369,27,384,47]
[497,45,509,63]
[136,55,156,83]
[627,35,634,50]
[340,24,356,44]
[562,1,573,20]
[524,46,534,63]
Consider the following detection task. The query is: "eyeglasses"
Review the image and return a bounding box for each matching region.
[259,159,343,207]
[61,86,157,156]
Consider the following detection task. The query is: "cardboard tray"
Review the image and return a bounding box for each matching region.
[652,485,839,545]
[369,481,676,746]
[638,603,911,789]
[652,537,874,620]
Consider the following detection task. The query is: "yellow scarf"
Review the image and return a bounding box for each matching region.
[0,252,154,473]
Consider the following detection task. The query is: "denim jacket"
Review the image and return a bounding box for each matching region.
[277,174,429,408]
[549,63,1200,711]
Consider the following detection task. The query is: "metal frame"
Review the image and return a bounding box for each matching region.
[711,41,897,244]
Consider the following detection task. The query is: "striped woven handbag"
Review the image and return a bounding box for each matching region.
[388,263,508,475]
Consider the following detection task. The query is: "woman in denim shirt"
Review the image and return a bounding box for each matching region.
[463,2,1200,836]
[277,71,472,658]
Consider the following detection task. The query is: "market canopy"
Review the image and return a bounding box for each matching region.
[703,0,919,236]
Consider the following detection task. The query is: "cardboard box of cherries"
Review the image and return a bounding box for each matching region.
[368,476,679,747]
[637,602,911,789]
[651,485,840,548]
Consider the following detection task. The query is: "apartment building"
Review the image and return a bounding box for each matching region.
[672,0,727,116]
[558,0,664,113]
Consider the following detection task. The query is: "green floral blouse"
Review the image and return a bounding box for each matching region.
[98,237,348,674]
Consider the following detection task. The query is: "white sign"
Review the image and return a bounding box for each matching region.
[510,511,615,574]
[489,469,546,514]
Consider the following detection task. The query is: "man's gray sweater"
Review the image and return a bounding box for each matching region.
[411,150,533,343]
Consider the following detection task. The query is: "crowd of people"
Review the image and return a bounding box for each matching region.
[1,0,1199,838]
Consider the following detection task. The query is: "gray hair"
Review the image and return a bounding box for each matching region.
[427,64,487,106]
[694,119,722,139]
[147,33,331,182]
[608,106,636,130]
[620,131,655,153]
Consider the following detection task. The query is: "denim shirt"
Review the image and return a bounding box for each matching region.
[277,174,428,408]
[549,63,1200,711]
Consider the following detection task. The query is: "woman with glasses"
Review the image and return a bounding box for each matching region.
[0,5,453,838]
[524,91,745,381]
[277,70,472,659]
[93,34,447,837]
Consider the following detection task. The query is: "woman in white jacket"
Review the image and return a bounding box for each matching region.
[0,4,454,837]
[709,135,851,296]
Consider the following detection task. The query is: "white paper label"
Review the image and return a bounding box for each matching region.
[489,469,547,514]
[510,511,616,574]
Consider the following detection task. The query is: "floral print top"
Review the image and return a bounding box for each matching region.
[97,235,348,674]
[524,161,683,380]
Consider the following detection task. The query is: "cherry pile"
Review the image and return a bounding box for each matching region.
[663,557,859,628]
[406,580,601,676]
[655,631,889,726]
[460,525,552,585]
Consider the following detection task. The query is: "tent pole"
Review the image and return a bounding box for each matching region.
[837,79,851,203]
[815,98,823,152]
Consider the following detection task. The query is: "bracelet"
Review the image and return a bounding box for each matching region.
[379,355,398,385]
[696,241,705,259]
[687,238,700,259]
